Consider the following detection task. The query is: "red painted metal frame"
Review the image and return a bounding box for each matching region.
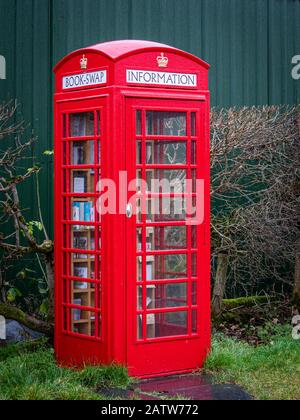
[54,40,210,377]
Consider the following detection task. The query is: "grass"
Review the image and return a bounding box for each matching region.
[1,326,299,400]
[0,340,132,400]
[205,325,300,400]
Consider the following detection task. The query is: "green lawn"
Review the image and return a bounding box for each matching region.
[0,340,131,400]
[0,326,299,400]
[205,326,300,400]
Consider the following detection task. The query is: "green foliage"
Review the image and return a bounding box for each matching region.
[0,341,131,400]
[43,150,54,156]
[205,326,300,400]
[6,287,22,303]
[26,221,43,237]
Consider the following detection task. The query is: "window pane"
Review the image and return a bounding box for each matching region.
[192,254,197,277]
[191,113,196,136]
[71,311,100,338]
[137,257,142,282]
[192,310,197,334]
[147,283,188,309]
[146,141,186,165]
[146,112,187,136]
[71,141,100,165]
[146,254,187,280]
[145,169,186,193]
[70,113,94,137]
[136,141,142,164]
[191,141,197,165]
[144,226,187,251]
[136,111,142,135]
[147,311,188,338]
[72,200,95,223]
[147,197,187,222]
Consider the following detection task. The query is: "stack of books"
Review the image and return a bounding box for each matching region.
[73,202,95,228]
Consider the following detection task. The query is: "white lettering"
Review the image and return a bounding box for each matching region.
[126,69,197,87]
[0,55,6,80]
[292,55,300,80]
[63,70,107,90]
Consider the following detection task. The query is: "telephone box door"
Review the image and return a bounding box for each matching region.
[55,97,108,364]
[125,98,210,377]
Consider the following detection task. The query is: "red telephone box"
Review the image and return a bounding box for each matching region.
[54,40,210,378]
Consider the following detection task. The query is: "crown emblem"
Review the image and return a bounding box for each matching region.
[157,53,168,68]
[80,54,88,70]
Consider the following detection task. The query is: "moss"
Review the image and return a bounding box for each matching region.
[222,296,271,311]
[0,304,53,336]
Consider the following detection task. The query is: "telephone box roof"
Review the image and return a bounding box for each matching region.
[54,39,210,71]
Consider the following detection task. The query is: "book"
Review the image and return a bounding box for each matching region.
[74,281,88,289]
[73,203,80,229]
[73,143,85,165]
[146,262,153,281]
[74,236,88,259]
[73,298,82,321]
[74,266,88,279]
[73,176,86,193]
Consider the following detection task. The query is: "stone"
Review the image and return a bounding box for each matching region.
[5,319,43,344]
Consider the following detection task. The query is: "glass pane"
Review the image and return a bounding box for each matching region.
[192,310,197,334]
[71,170,96,193]
[137,286,143,310]
[96,111,101,136]
[73,231,95,255]
[137,228,142,252]
[147,311,188,338]
[191,113,196,136]
[147,197,187,222]
[146,254,187,280]
[146,112,187,136]
[72,141,100,165]
[191,141,197,165]
[191,226,197,249]
[146,141,186,165]
[71,311,98,337]
[72,291,90,308]
[145,226,187,251]
[136,111,142,135]
[72,200,95,223]
[192,254,197,277]
[70,112,94,137]
[72,226,99,249]
[192,282,197,305]
[150,283,187,309]
[137,257,142,282]
[63,114,67,138]
[73,262,89,279]
[137,315,143,340]
[137,285,157,310]
[136,141,142,164]
[146,169,186,193]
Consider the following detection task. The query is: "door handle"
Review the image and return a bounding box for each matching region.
[126,203,133,219]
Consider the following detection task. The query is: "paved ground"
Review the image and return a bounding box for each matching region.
[99,374,253,401]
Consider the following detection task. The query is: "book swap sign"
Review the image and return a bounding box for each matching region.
[63,70,107,90]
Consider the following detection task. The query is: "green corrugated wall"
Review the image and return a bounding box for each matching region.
[0,0,299,235]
